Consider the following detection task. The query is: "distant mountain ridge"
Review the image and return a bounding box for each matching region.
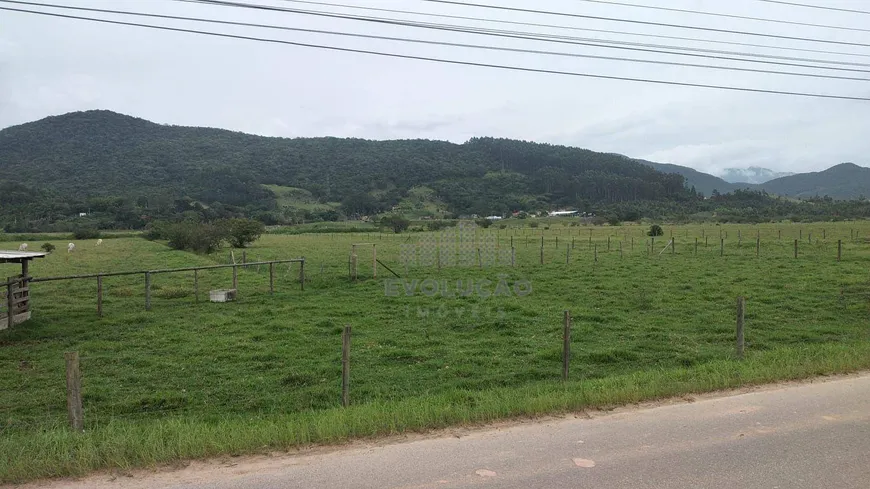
[719,167,795,184]
[639,161,868,200]
[636,159,737,196]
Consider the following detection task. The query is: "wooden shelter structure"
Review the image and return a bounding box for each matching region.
[1,250,47,330]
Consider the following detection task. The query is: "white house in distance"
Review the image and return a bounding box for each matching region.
[548,210,579,217]
[485,215,503,220]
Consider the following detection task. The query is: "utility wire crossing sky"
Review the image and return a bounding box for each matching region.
[0,0,868,176]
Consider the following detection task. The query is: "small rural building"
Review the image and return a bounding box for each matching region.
[1,250,47,329]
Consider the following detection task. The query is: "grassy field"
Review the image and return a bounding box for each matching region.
[1,221,869,482]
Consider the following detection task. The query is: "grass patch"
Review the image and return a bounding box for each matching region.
[2,221,870,482]
[1,343,868,483]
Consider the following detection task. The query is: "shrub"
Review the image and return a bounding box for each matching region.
[529,222,539,228]
[40,243,56,253]
[426,220,455,231]
[72,227,101,240]
[161,221,228,253]
[499,223,507,229]
[220,218,265,248]
[380,215,410,234]
[475,218,493,229]
[648,224,664,237]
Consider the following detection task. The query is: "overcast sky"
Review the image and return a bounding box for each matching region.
[2,0,870,176]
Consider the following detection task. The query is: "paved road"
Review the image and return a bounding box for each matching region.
[18,374,870,489]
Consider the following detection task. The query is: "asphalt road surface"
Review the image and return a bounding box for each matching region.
[16,374,870,489]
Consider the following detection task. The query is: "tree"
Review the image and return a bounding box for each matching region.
[72,226,101,240]
[40,243,56,253]
[475,218,493,228]
[648,224,664,236]
[221,218,265,248]
[381,215,410,233]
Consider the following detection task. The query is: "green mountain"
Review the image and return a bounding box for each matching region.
[637,160,737,196]
[756,163,870,199]
[0,110,691,229]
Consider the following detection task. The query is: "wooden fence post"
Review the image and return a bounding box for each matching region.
[269,263,275,294]
[823,229,826,240]
[351,246,358,280]
[540,246,544,265]
[511,247,516,267]
[300,257,305,291]
[736,297,745,359]
[6,279,14,330]
[794,239,798,259]
[562,310,571,381]
[97,275,103,318]
[373,245,377,279]
[607,236,611,252]
[671,238,675,255]
[695,237,698,255]
[838,240,842,262]
[232,265,238,291]
[756,237,760,257]
[65,351,84,432]
[242,250,247,268]
[720,238,724,257]
[145,272,152,311]
[341,325,351,407]
[594,243,598,262]
[705,236,708,248]
[194,269,199,302]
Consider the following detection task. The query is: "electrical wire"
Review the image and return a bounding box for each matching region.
[11,0,870,75]
[168,0,870,74]
[274,0,870,60]
[755,0,870,15]
[2,5,869,101]
[573,0,870,33]
[4,1,869,81]
[417,0,870,47]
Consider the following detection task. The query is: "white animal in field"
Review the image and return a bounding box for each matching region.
[96,239,103,246]
[18,243,28,251]
[67,243,76,253]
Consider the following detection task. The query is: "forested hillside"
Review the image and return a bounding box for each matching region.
[0,110,690,230]
[0,110,867,231]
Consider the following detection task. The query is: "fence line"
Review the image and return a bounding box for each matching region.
[28,259,305,284]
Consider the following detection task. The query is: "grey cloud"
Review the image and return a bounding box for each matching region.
[1,0,869,174]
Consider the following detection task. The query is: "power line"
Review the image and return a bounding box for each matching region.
[575,0,870,33]
[418,0,870,48]
[3,5,869,101]
[172,0,870,74]
[5,1,869,82]
[276,0,870,60]
[14,0,870,73]
[755,0,870,16]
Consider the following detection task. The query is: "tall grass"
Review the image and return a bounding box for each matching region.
[2,221,870,482]
[1,343,868,483]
